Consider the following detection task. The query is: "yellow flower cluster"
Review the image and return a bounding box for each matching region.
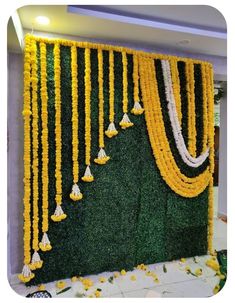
[186,62,197,157]
[31,39,40,257]
[84,48,92,166]
[56,280,66,289]
[71,45,79,184]
[201,63,209,152]
[97,49,105,149]
[80,277,94,290]
[39,42,50,238]
[99,276,107,283]
[54,44,63,206]
[119,52,133,129]
[131,54,144,115]
[206,257,220,271]
[51,43,66,221]
[18,36,35,283]
[207,64,215,255]
[169,59,182,125]
[137,263,148,271]
[105,50,118,138]
[139,56,211,198]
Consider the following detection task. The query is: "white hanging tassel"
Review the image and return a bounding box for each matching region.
[70,183,83,201]
[39,232,52,251]
[81,165,94,182]
[18,264,35,283]
[131,101,144,115]
[94,148,110,165]
[29,250,43,270]
[51,204,67,222]
[119,113,134,129]
[105,122,118,138]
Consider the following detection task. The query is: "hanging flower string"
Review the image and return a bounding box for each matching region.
[201,63,209,153]
[69,45,85,199]
[186,62,197,157]
[169,59,182,126]
[131,53,144,115]
[38,42,52,251]
[105,50,118,138]
[51,43,67,221]
[29,39,43,271]
[119,52,134,129]
[207,64,215,255]
[18,35,35,283]
[82,48,95,181]
[94,49,110,165]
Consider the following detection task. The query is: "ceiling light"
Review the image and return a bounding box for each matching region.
[35,16,50,25]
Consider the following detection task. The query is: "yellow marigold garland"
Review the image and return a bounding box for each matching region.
[169,59,182,126]
[94,49,110,165]
[18,35,35,283]
[39,42,52,252]
[29,39,43,271]
[186,62,197,157]
[69,45,85,197]
[119,51,134,129]
[207,64,215,255]
[51,43,67,221]
[105,50,118,138]
[201,63,209,153]
[139,56,211,197]
[131,54,144,115]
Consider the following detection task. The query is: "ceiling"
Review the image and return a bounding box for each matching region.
[8,5,226,57]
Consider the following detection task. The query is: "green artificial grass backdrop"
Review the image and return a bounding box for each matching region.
[28,44,209,285]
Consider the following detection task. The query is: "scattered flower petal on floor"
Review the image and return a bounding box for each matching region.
[56,281,66,289]
[130,275,137,281]
[37,284,45,291]
[99,277,107,283]
[120,269,126,276]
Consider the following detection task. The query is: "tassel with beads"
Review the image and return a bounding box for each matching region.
[119,113,134,129]
[131,101,144,115]
[94,148,110,165]
[81,165,94,182]
[105,122,118,138]
[51,204,67,222]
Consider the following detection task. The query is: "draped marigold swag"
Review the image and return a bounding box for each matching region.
[20,34,215,283]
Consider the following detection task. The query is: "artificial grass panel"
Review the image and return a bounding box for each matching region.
[28,44,209,285]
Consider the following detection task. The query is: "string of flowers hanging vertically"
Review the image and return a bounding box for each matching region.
[169,59,182,126]
[201,63,209,153]
[39,42,52,251]
[94,49,110,165]
[83,48,93,175]
[119,51,134,129]
[69,45,85,198]
[207,63,215,255]
[105,50,118,138]
[29,39,43,270]
[131,53,144,115]
[51,43,67,221]
[18,35,35,283]
[186,61,197,157]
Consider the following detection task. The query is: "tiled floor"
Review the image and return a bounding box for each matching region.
[9,217,226,298]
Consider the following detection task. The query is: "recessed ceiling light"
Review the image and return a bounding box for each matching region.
[176,39,190,45]
[35,16,50,25]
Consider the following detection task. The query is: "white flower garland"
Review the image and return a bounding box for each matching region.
[161,60,209,168]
